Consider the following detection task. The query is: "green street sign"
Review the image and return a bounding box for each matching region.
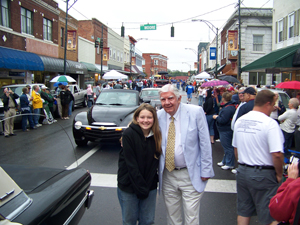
[140,24,156,31]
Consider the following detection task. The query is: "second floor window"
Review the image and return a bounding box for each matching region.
[21,7,33,35]
[278,19,283,42]
[60,27,64,47]
[288,13,295,38]
[154,59,158,65]
[0,0,9,27]
[253,35,263,51]
[43,18,52,41]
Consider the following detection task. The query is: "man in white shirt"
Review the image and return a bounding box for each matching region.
[233,89,284,225]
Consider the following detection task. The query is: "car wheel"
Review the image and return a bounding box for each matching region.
[82,97,87,107]
[75,138,88,146]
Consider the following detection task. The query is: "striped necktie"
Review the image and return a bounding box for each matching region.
[165,116,175,172]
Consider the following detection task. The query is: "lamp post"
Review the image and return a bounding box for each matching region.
[185,48,198,73]
[192,19,218,78]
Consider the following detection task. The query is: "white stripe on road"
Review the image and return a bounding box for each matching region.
[90,173,237,194]
[67,146,99,170]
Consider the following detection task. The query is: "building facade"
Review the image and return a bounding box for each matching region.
[142,53,168,77]
[107,27,124,71]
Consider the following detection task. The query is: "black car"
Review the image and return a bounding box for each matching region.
[73,89,140,146]
[0,164,94,225]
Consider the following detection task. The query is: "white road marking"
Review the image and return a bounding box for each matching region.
[90,173,237,194]
[67,146,99,170]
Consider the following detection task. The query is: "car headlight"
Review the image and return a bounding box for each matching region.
[74,121,82,130]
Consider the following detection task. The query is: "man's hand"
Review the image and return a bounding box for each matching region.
[201,177,210,181]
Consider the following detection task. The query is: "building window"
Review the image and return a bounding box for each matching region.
[288,13,295,38]
[154,59,158,65]
[278,19,283,42]
[253,35,263,51]
[113,50,116,60]
[21,7,33,34]
[0,0,9,27]
[120,53,123,63]
[109,48,112,58]
[117,51,120,61]
[43,18,52,41]
[60,27,64,47]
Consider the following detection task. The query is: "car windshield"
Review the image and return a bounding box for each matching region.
[141,90,159,97]
[96,92,137,105]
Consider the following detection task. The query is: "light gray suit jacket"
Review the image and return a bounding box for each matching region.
[157,103,214,193]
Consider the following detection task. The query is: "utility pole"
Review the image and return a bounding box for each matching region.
[238,0,241,81]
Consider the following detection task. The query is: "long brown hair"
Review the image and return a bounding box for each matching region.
[132,103,162,157]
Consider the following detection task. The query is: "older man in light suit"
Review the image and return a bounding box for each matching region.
[158,84,214,225]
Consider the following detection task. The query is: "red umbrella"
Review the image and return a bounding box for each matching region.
[275,81,300,90]
[201,80,229,87]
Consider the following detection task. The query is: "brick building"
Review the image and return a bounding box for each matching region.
[142,53,168,78]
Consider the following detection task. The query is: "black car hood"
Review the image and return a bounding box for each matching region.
[88,105,139,126]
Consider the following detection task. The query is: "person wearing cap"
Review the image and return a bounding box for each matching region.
[235,87,257,121]
[32,85,43,128]
[20,87,35,131]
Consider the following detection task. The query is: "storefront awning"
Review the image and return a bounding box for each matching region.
[67,60,88,74]
[81,62,101,73]
[242,43,300,72]
[39,55,65,72]
[132,65,146,77]
[0,46,44,71]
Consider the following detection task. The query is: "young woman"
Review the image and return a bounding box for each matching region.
[117,103,162,225]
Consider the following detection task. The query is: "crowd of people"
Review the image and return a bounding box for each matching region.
[117,82,300,225]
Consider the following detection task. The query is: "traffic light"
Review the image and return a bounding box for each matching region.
[100,39,103,48]
[171,25,174,37]
[121,25,125,37]
[95,40,99,48]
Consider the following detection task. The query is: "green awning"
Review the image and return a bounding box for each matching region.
[242,43,300,72]
[80,62,101,73]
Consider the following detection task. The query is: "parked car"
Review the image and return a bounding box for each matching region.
[257,88,290,109]
[73,89,139,146]
[0,84,44,124]
[139,88,162,110]
[66,84,88,110]
[0,164,94,225]
[154,80,169,88]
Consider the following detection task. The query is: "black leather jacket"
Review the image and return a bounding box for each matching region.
[1,92,19,111]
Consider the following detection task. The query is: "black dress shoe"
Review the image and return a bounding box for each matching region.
[9,133,16,136]
[4,135,9,138]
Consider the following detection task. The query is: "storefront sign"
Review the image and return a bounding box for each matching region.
[131,57,136,65]
[228,30,238,51]
[103,47,109,61]
[9,71,25,77]
[67,30,77,51]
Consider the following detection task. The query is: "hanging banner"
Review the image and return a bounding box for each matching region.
[131,57,136,65]
[228,30,238,51]
[103,47,109,61]
[210,47,216,60]
[67,30,77,51]
[194,62,198,69]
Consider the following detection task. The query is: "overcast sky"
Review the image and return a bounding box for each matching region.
[58,0,273,72]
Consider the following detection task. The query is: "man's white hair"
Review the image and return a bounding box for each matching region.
[159,84,180,99]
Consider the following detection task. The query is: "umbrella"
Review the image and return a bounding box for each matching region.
[53,81,68,87]
[154,75,161,78]
[201,80,229,87]
[158,71,168,75]
[275,81,300,90]
[219,76,240,84]
[50,75,76,83]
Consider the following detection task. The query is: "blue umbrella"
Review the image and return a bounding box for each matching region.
[53,82,68,87]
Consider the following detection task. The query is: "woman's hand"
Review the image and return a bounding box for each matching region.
[288,162,299,180]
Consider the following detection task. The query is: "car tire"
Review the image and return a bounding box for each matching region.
[75,138,88,146]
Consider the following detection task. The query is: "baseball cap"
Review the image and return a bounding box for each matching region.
[228,87,234,91]
[241,87,257,95]
[41,85,47,89]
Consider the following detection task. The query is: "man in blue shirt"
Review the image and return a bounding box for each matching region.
[186,82,194,104]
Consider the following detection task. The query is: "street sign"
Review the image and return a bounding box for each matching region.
[140,24,156,31]
[210,47,216,60]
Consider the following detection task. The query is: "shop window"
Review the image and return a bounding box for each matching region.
[43,18,52,41]
[278,19,283,42]
[0,0,10,27]
[258,72,266,85]
[249,72,257,85]
[288,13,294,38]
[253,35,263,51]
[21,7,33,35]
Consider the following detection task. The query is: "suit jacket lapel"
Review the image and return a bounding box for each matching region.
[158,110,167,156]
[180,104,189,147]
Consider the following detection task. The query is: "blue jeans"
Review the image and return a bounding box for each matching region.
[282,130,294,158]
[22,110,34,130]
[117,188,157,225]
[206,114,215,136]
[33,108,41,126]
[198,96,204,106]
[219,130,235,167]
[68,100,73,116]
[87,95,93,108]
